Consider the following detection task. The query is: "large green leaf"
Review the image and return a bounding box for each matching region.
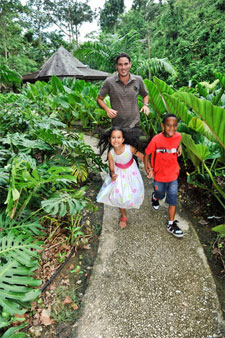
[41,188,90,217]
[153,76,175,95]
[162,93,193,124]
[144,79,165,115]
[212,224,225,236]
[0,232,43,268]
[188,117,218,143]
[50,75,65,95]
[0,261,41,315]
[0,213,44,237]
[181,132,210,169]
[162,93,218,143]
[1,323,28,338]
[175,92,225,149]
[216,73,225,88]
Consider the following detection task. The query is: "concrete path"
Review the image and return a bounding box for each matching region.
[70,136,225,338]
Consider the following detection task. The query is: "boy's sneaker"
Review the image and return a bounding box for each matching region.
[166,220,184,238]
[151,192,159,210]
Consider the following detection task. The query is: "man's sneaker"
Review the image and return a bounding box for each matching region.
[151,192,159,210]
[166,220,184,238]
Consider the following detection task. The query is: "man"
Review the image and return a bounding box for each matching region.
[97,53,149,149]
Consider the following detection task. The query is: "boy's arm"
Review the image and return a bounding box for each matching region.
[177,144,182,157]
[144,153,154,178]
[108,152,118,181]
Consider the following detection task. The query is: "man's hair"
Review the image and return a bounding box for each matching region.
[115,53,131,64]
[162,113,178,124]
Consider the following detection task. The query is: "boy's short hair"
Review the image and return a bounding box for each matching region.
[115,53,131,64]
[163,113,178,124]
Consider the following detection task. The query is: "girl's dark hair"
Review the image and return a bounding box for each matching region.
[97,126,145,156]
[98,127,124,156]
[162,113,178,124]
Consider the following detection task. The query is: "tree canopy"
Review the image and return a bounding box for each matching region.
[0,0,224,86]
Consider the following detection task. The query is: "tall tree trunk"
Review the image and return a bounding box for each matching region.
[148,36,151,80]
[3,32,8,60]
[113,22,117,34]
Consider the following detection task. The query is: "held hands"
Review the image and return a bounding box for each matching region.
[106,108,118,119]
[146,168,154,179]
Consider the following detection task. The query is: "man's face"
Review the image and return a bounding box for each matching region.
[116,57,132,77]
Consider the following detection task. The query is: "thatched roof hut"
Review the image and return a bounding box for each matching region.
[23,46,110,83]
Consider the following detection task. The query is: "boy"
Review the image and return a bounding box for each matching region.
[144,113,184,238]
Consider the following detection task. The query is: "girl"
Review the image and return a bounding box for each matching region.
[97,127,144,228]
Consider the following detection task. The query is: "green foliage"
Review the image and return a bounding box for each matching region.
[43,0,95,43]
[212,224,225,237]
[41,188,92,217]
[1,323,29,338]
[22,77,110,129]
[0,259,41,315]
[146,75,225,208]
[100,0,125,33]
[0,65,21,87]
[174,92,225,149]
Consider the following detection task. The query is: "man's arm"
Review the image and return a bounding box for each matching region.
[97,95,118,119]
[140,94,150,115]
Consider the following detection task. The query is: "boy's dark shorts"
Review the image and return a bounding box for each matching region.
[153,179,178,206]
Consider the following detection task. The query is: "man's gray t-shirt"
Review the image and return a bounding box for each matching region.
[99,73,148,129]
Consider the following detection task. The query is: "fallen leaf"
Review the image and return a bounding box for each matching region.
[83,244,91,250]
[40,309,54,326]
[72,303,79,310]
[63,296,72,304]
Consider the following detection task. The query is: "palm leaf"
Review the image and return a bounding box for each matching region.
[175,92,225,148]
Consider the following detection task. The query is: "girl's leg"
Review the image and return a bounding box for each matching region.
[119,208,127,228]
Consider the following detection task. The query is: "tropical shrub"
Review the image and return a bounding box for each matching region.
[0,82,106,335]
[21,76,110,129]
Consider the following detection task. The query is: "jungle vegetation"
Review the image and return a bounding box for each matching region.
[0,0,225,337]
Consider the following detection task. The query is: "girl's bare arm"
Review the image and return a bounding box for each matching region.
[108,152,118,181]
[130,146,144,162]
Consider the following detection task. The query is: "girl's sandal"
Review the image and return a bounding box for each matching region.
[119,217,128,229]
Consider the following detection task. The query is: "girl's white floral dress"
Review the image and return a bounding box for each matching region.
[97,144,144,209]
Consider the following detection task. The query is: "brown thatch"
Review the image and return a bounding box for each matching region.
[23,46,110,83]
